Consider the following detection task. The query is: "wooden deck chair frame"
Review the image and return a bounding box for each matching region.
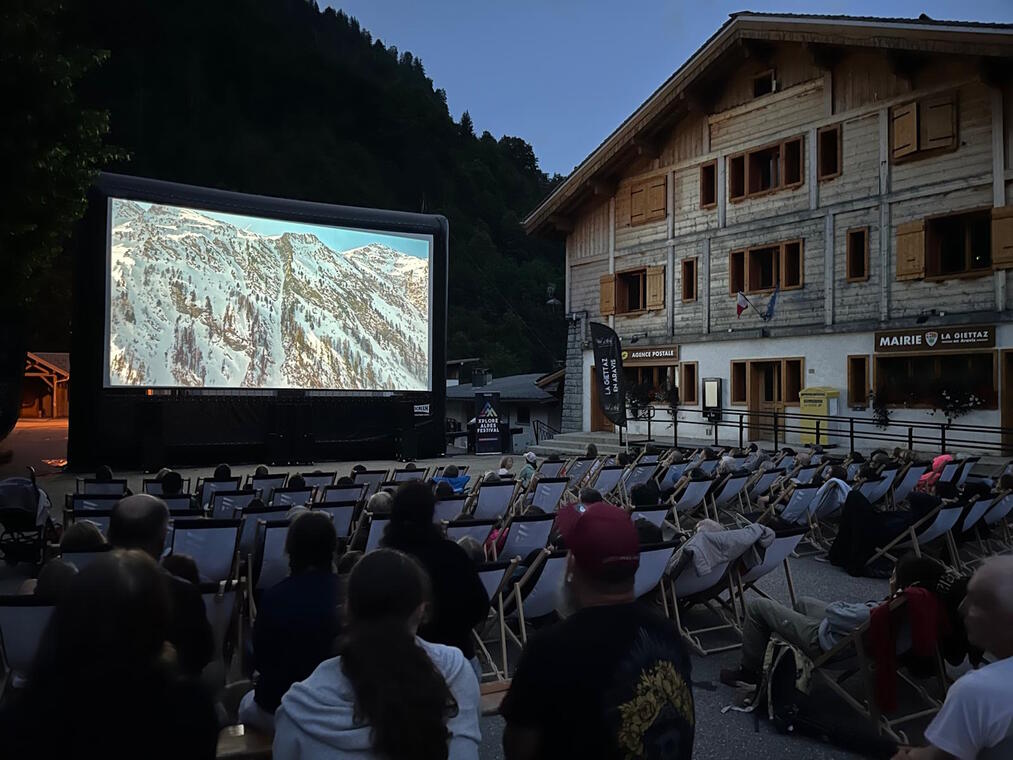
[725,529,804,619]
[535,459,566,479]
[808,595,946,744]
[472,558,519,681]
[962,492,1013,563]
[209,489,258,520]
[494,513,556,561]
[299,472,336,497]
[865,505,963,570]
[564,457,598,490]
[709,473,750,522]
[634,541,679,618]
[77,478,128,496]
[143,476,192,496]
[504,549,568,647]
[590,466,626,498]
[392,467,430,483]
[667,478,714,531]
[197,477,242,509]
[170,518,242,584]
[527,477,568,514]
[352,469,391,500]
[312,501,357,537]
[667,558,743,656]
[890,463,927,506]
[469,481,518,521]
[321,483,367,505]
[245,474,289,502]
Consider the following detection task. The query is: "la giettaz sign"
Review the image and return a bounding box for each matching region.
[874,325,995,353]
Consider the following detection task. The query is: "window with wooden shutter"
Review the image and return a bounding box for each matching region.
[730,361,746,405]
[847,355,869,407]
[630,186,645,225]
[646,177,666,223]
[891,102,918,159]
[921,94,956,151]
[896,220,925,281]
[646,266,665,311]
[679,362,698,406]
[599,274,615,316]
[991,206,1013,270]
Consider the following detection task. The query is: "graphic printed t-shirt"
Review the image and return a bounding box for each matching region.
[500,602,694,760]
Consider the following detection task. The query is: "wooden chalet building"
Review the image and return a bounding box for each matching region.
[525,13,1013,448]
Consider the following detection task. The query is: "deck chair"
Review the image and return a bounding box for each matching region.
[210,490,257,520]
[777,483,821,528]
[432,464,470,479]
[269,487,314,507]
[161,494,195,511]
[313,501,356,536]
[961,493,1013,562]
[634,541,680,613]
[697,459,719,475]
[471,482,516,521]
[728,529,805,616]
[198,477,242,509]
[793,464,821,485]
[857,476,891,506]
[201,580,240,666]
[78,478,128,496]
[536,460,566,479]
[364,517,391,553]
[775,454,796,472]
[891,464,928,504]
[246,474,287,502]
[638,453,660,465]
[658,463,689,491]
[564,457,597,488]
[631,505,671,528]
[623,463,660,493]
[321,484,367,504]
[668,549,747,656]
[505,549,568,645]
[143,477,192,496]
[68,493,121,513]
[353,470,389,499]
[847,462,862,481]
[748,468,785,500]
[238,504,289,557]
[497,513,555,560]
[300,472,336,496]
[866,506,963,569]
[589,466,625,497]
[392,467,428,483]
[60,544,113,572]
[529,478,568,513]
[473,558,519,681]
[670,479,714,530]
[0,596,55,684]
[446,519,496,544]
[435,495,468,523]
[72,508,114,536]
[170,519,241,583]
[809,595,946,744]
[709,474,751,520]
[254,520,291,591]
[936,460,961,487]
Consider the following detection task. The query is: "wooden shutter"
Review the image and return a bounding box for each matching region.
[921,93,956,151]
[993,206,1013,270]
[895,220,925,280]
[630,186,646,225]
[599,274,615,316]
[645,266,665,310]
[892,102,918,159]
[646,177,667,222]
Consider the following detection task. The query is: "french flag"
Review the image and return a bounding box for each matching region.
[736,291,749,318]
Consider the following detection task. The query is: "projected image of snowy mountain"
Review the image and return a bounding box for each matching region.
[107,199,430,390]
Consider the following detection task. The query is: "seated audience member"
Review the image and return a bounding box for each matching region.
[807,465,851,517]
[240,512,340,735]
[351,464,368,476]
[162,553,200,585]
[286,505,310,521]
[633,518,663,545]
[629,481,661,508]
[288,473,307,492]
[336,550,364,614]
[381,481,489,668]
[615,451,633,468]
[95,464,115,482]
[585,443,598,458]
[60,520,107,551]
[498,456,515,478]
[108,494,213,676]
[435,480,455,500]
[0,550,218,760]
[518,452,538,489]
[916,454,953,495]
[335,475,355,486]
[213,463,232,481]
[20,558,78,601]
[895,556,1013,760]
[551,487,602,543]
[456,536,485,565]
[501,502,694,759]
[720,554,951,687]
[274,549,480,759]
[349,491,393,552]
[254,464,270,478]
[161,470,184,498]
[482,470,502,485]
[434,464,470,494]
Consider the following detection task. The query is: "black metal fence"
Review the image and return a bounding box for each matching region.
[627,406,1012,456]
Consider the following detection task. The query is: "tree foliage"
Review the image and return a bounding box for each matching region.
[59,0,566,375]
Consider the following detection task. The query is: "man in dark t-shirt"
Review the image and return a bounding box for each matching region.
[501,501,694,760]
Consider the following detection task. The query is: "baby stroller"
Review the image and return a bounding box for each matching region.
[0,467,46,566]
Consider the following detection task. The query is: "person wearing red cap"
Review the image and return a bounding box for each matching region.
[500,502,694,760]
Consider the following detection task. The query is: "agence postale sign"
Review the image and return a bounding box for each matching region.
[874,325,995,353]
[621,344,679,366]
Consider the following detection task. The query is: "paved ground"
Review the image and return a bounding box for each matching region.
[1,420,926,758]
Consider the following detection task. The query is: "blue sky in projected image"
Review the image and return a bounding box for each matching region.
[134,201,430,259]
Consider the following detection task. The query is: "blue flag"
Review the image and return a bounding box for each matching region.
[763,285,779,321]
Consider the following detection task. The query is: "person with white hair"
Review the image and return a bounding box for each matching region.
[893,556,1013,760]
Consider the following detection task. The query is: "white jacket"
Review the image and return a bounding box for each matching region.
[273,638,481,760]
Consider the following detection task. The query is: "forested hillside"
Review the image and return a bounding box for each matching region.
[62,0,565,374]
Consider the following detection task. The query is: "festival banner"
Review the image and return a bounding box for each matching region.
[590,322,627,428]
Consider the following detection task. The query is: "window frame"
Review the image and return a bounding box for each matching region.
[923,208,992,281]
[782,358,804,405]
[515,405,531,425]
[679,362,699,406]
[817,124,842,182]
[728,250,745,295]
[846,227,870,283]
[728,154,746,201]
[681,257,698,303]
[730,360,747,405]
[872,350,998,410]
[699,160,717,209]
[733,240,804,296]
[847,355,869,408]
[729,135,806,203]
[614,267,648,315]
[752,69,775,98]
[890,91,958,164]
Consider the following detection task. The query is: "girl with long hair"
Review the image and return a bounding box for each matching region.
[273,549,481,760]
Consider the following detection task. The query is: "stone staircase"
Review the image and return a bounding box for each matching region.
[529,430,715,457]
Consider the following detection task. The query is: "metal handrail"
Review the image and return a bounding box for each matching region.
[533,419,560,445]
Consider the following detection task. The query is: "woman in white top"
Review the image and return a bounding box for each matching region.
[273,549,481,760]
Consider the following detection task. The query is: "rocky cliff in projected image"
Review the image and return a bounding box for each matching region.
[108,200,430,390]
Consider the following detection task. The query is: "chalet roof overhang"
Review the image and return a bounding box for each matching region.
[524,13,1013,239]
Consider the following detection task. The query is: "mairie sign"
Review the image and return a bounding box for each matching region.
[874,325,995,353]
